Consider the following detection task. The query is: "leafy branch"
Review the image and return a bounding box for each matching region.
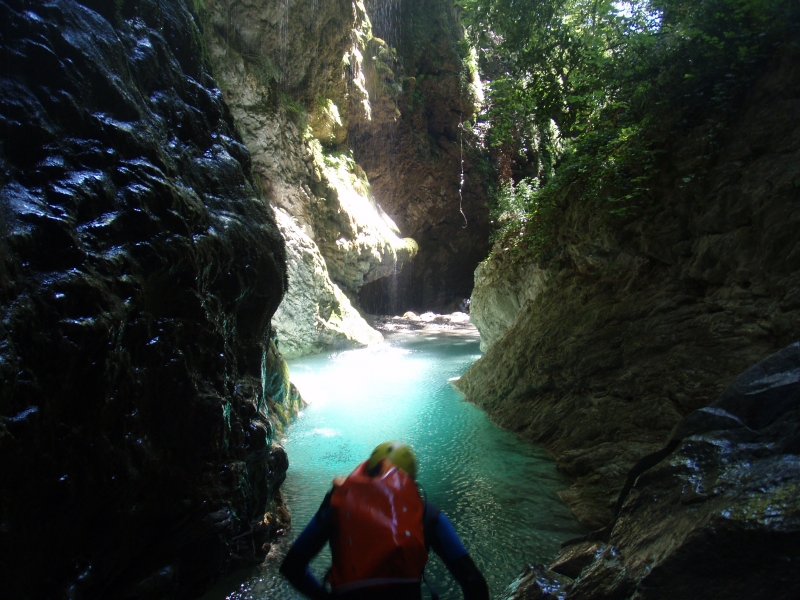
[459,0,800,262]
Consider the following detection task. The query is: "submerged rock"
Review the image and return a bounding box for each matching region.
[0,0,292,597]
[504,342,800,600]
[498,565,568,600]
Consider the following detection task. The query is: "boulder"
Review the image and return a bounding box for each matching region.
[471,251,547,351]
[272,207,383,357]
[569,341,800,599]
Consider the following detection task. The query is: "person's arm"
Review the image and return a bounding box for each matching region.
[280,495,333,600]
[425,505,490,600]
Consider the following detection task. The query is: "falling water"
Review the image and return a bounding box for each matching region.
[279,0,289,88]
[365,0,402,48]
[459,114,468,228]
[388,260,399,315]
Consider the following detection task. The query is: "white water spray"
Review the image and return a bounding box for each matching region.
[459,115,468,228]
[279,0,289,88]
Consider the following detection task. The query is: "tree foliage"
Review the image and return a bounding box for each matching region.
[458,0,800,258]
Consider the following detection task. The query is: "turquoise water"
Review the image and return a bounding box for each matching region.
[203,330,585,599]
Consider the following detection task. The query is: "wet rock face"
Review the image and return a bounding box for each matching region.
[458,51,800,528]
[204,0,355,106]
[356,0,492,314]
[504,342,800,600]
[201,0,416,356]
[0,1,290,597]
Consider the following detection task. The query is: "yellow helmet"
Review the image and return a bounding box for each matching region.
[367,441,417,479]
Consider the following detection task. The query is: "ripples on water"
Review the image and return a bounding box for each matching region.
[202,330,586,599]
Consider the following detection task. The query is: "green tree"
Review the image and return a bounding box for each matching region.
[458,0,799,258]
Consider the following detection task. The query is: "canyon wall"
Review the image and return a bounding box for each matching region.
[0,0,487,596]
[355,0,492,314]
[201,0,489,335]
[458,49,800,529]
[199,0,412,357]
[0,0,300,597]
[197,0,488,356]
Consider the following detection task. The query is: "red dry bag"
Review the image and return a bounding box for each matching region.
[328,460,428,593]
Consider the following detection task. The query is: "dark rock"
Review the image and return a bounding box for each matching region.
[559,342,800,600]
[504,345,800,599]
[0,0,290,598]
[499,565,569,600]
[356,0,492,314]
[549,541,606,580]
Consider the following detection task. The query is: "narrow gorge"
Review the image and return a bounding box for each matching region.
[1,1,798,599]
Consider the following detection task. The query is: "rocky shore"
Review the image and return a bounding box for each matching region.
[372,311,477,334]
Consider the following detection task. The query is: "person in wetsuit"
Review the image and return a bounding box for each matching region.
[280,441,489,600]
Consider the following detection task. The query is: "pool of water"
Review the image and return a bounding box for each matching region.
[202,329,586,599]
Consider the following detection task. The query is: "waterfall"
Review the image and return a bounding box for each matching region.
[279,0,289,88]
[365,0,401,48]
[459,114,468,228]
[389,260,398,315]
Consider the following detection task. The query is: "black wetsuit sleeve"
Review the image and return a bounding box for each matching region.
[443,554,490,600]
[279,493,333,600]
[424,504,490,600]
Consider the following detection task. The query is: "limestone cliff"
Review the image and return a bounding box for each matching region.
[356,0,492,313]
[0,0,300,597]
[458,50,800,528]
[470,254,546,352]
[199,0,420,356]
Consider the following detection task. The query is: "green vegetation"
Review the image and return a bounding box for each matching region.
[458,0,800,260]
[248,53,282,89]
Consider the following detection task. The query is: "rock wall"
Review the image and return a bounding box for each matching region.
[502,342,800,600]
[0,0,299,597]
[458,49,800,528]
[470,254,546,352]
[194,0,490,348]
[356,0,492,314]
[199,0,420,356]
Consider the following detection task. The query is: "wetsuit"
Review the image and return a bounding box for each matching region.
[280,491,489,600]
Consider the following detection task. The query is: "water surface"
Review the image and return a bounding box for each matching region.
[203,330,585,599]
